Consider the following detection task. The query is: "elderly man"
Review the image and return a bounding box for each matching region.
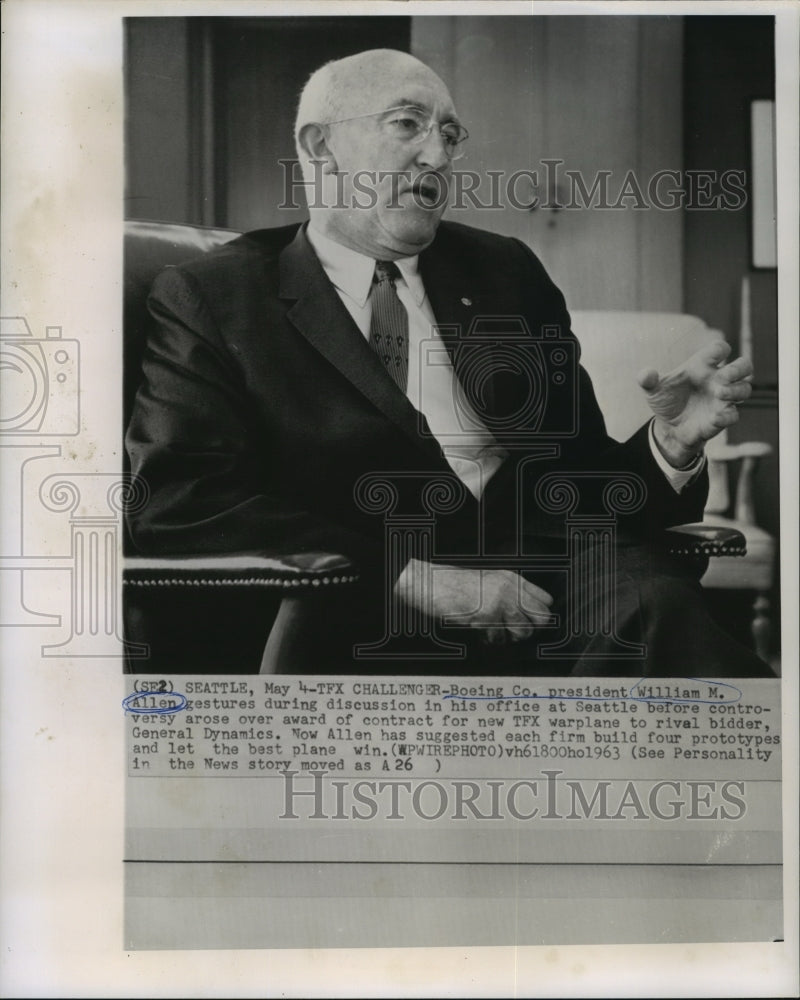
[126,49,768,676]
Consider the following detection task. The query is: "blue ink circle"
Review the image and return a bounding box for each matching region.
[122,691,188,715]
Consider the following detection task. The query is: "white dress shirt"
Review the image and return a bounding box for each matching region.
[306,225,703,498]
[307,226,507,499]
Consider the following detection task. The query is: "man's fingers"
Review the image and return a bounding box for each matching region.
[715,380,752,402]
[637,367,661,392]
[475,599,552,627]
[504,619,536,642]
[480,625,507,646]
[520,578,554,607]
[461,570,556,644]
[711,406,741,430]
[717,356,754,383]
[476,588,554,643]
[479,622,530,646]
[484,609,538,644]
[518,600,557,625]
[697,339,732,367]
[504,599,554,641]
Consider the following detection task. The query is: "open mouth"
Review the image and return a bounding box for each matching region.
[411,178,445,207]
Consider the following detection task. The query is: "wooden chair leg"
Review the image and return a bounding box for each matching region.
[752,591,771,663]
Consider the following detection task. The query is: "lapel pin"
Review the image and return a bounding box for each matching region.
[461,297,472,306]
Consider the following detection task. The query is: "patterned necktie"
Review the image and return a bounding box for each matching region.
[369,260,409,392]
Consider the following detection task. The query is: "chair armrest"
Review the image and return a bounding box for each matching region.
[664,524,746,557]
[706,440,771,525]
[123,551,360,588]
[706,440,772,461]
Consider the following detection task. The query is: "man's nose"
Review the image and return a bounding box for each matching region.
[414,126,452,172]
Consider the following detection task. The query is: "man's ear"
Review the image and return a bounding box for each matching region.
[297,123,338,173]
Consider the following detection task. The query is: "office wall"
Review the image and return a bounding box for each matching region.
[684,15,776,357]
[124,17,411,227]
[125,18,197,223]
[684,17,778,532]
[412,15,684,311]
[214,17,412,230]
[125,15,685,311]
[683,16,779,649]
[126,15,775,323]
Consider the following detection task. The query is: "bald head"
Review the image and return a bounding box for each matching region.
[294,49,451,160]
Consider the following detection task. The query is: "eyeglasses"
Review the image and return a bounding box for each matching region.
[322,105,469,160]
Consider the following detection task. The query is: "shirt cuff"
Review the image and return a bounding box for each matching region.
[648,420,706,493]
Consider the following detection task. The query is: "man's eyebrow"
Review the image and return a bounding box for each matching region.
[388,99,427,113]
[389,100,461,124]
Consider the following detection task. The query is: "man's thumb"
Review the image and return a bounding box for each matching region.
[637,368,660,392]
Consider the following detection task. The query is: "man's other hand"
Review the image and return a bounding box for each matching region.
[638,339,753,468]
[394,559,554,645]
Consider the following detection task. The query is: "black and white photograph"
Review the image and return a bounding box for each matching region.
[122,13,781,681]
[1,1,797,995]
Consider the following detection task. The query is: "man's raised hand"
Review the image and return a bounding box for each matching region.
[638,339,753,468]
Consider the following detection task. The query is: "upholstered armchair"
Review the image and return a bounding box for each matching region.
[123,221,361,672]
[123,222,754,672]
[573,310,776,661]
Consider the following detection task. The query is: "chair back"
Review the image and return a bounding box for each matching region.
[124,219,240,431]
[123,221,276,669]
[571,310,730,514]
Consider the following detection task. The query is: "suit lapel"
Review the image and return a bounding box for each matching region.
[419,235,496,415]
[278,226,444,464]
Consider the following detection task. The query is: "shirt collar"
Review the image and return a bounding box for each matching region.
[307,224,426,309]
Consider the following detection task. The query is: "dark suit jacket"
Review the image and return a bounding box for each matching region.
[125,221,707,585]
